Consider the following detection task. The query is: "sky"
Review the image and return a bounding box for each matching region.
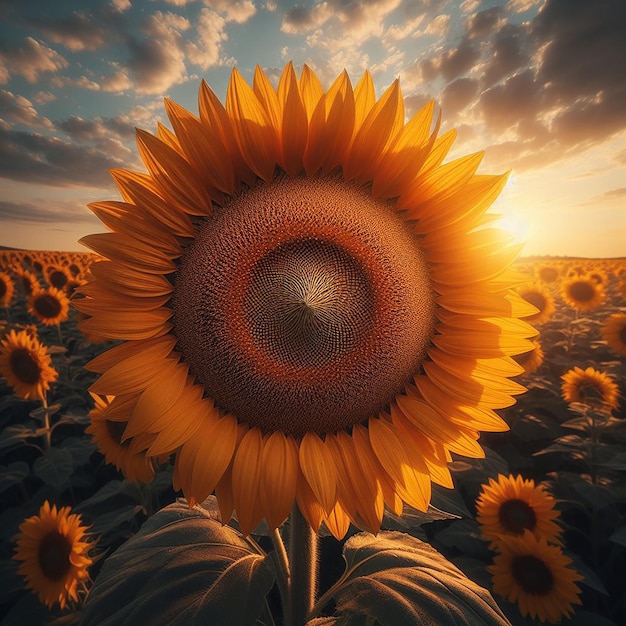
[0,0,624,258]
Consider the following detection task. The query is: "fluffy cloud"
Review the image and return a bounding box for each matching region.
[125,11,190,94]
[0,90,54,129]
[204,0,257,23]
[0,37,68,84]
[0,127,129,188]
[186,9,228,70]
[28,11,112,51]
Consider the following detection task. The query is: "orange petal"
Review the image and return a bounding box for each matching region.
[299,432,337,514]
[232,427,265,535]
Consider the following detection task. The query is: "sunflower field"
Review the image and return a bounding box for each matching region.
[0,248,623,625]
[0,66,624,626]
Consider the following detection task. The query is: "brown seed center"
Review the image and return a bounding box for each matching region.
[498,498,537,534]
[49,270,68,289]
[9,348,41,384]
[569,281,595,302]
[38,531,72,581]
[106,420,130,447]
[511,555,554,595]
[34,294,62,319]
[173,176,435,437]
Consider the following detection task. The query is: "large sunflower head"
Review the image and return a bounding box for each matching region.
[516,282,555,325]
[488,530,583,624]
[561,366,620,410]
[0,328,58,400]
[76,63,536,538]
[28,287,71,326]
[86,393,155,483]
[0,270,15,307]
[13,500,94,610]
[561,275,605,312]
[476,474,562,547]
[601,312,626,357]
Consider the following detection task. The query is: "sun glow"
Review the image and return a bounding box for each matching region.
[496,213,531,246]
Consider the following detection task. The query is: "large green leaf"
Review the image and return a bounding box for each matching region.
[327,532,510,626]
[32,447,74,490]
[81,501,276,626]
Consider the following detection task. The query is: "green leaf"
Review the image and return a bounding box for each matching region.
[29,402,61,421]
[0,461,29,494]
[58,436,97,467]
[329,532,510,626]
[0,425,37,452]
[81,501,276,626]
[32,447,73,490]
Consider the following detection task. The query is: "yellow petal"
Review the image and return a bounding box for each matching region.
[278,62,307,176]
[299,432,337,514]
[227,67,278,182]
[368,417,431,512]
[259,431,299,530]
[232,427,265,535]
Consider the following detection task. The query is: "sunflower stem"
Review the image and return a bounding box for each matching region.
[42,395,51,450]
[270,527,290,611]
[287,504,317,626]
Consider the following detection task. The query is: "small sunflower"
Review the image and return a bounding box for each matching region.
[76,63,535,537]
[15,267,40,297]
[561,366,619,410]
[0,329,58,400]
[13,500,94,610]
[536,264,559,284]
[514,339,544,375]
[488,530,582,624]
[86,393,155,483]
[516,283,555,325]
[601,312,626,357]
[0,270,15,307]
[28,287,70,326]
[476,474,562,547]
[561,275,605,312]
[46,265,72,291]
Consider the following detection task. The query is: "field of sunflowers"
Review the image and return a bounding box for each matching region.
[0,248,624,625]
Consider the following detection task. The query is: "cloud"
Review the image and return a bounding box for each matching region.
[0,90,54,129]
[0,198,99,225]
[0,127,130,188]
[111,0,132,12]
[282,0,402,46]
[204,0,256,23]
[125,11,190,94]
[100,70,133,92]
[186,9,228,70]
[441,77,478,117]
[28,11,111,51]
[50,75,101,90]
[58,114,136,143]
[0,37,68,84]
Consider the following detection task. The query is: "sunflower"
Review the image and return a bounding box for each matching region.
[28,287,70,326]
[536,264,559,284]
[516,283,554,325]
[476,474,562,547]
[514,339,544,375]
[561,366,619,410]
[0,270,15,307]
[601,312,626,357]
[86,393,155,483]
[76,63,536,538]
[46,265,72,290]
[561,275,605,312]
[13,500,94,609]
[15,267,40,297]
[488,530,582,623]
[0,329,58,400]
